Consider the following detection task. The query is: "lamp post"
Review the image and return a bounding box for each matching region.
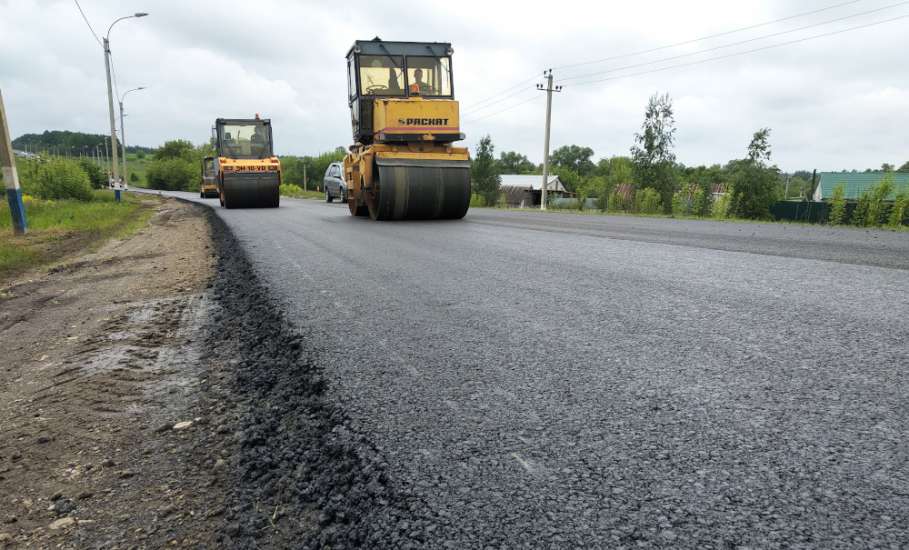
[103,12,147,191]
[119,86,146,189]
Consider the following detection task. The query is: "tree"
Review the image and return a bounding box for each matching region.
[631,92,677,214]
[898,161,909,172]
[550,145,595,178]
[729,129,780,219]
[748,128,772,163]
[498,151,536,174]
[154,139,195,161]
[471,135,501,206]
[881,163,895,172]
[78,158,106,189]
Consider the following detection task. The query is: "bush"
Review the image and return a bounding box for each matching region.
[853,177,894,227]
[596,189,608,212]
[280,183,304,197]
[129,172,139,183]
[146,158,196,191]
[637,188,662,214]
[888,192,908,227]
[34,159,94,201]
[730,162,778,219]
[78,159,107,189]
[828,183,847,225]
[469,193,487,208]
[712,193,731,219]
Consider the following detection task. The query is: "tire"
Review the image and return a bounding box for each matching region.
[326,190,333,203]
[341,190,348,203]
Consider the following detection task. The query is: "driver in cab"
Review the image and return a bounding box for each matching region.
[409,68,432,95]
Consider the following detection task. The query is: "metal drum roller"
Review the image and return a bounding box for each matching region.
[371,158,470,220]
[221,172,280,209]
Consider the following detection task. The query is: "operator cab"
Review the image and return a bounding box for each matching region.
[213,117,274,160]
[346,38,455,143]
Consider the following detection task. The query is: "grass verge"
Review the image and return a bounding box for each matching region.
[0,190,157,281]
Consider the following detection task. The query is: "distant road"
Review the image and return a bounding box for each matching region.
[156,191,909,547]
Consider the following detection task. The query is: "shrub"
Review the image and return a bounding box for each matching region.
[596,189,608,212]
[469,193,487,208]
[888,191,908,227]
[712,193,731,219]
[637,188,662,214]
[729,162,778,219]
[130,172,139,183]
[34,159,94,201]
[78,159,107,189]
[146,158,196,191]
[828,183,847,225]
[279,183,304,197]
[853,177,894,227]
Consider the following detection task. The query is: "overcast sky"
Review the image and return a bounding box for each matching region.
[2,0,907,171]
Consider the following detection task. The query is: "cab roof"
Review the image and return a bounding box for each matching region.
[215,118,271,125]
[346,38,452,58]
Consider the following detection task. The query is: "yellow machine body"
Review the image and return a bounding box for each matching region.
[343,39,471,220]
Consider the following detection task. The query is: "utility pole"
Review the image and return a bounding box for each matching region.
[1,89,27,235]
[103,36,120,186]
[536,69,561,210]
[101,13,148,191]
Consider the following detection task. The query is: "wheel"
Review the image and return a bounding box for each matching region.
[325,190,333,203]
[341,189,348,203]
[200,191,204,198]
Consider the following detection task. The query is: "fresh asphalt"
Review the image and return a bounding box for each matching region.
[153,191,909,547]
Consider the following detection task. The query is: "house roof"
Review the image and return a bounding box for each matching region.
[815,172,909,200]
[499,174,566,192]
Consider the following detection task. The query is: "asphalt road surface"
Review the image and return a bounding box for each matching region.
[162,192,909,547]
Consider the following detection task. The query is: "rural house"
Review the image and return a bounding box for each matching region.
[499,174,568,208]
[813,171,909,201]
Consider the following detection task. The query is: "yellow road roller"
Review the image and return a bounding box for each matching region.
[213,116,280,209]
[343,39,470,220]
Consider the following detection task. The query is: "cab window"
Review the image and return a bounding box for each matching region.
[406,56,452,97]
[359,55,404,96]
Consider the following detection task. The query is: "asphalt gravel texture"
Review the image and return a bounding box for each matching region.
[162,191,909,548]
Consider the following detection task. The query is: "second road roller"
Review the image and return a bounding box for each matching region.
[343,39,471,220]
[212,115,281,209]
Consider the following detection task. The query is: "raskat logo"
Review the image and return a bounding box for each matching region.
[397,118,449,126]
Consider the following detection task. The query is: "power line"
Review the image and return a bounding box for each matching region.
[463,85,538,116]
[73,0,101,46]
[464,94,543,123]
[552,0,866,71]
[461,74,540,112]
[558,0,909,83]
[568,13,909,88]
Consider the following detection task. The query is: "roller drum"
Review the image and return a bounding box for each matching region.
[221,171,280,209]
[372,158,470,220]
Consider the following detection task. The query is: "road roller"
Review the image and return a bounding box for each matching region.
[212,116,281,209]
[343,39,470,220]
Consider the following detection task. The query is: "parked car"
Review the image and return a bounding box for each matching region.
[323,162,346,203]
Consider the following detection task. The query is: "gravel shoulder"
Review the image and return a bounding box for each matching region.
[0,198,224,547]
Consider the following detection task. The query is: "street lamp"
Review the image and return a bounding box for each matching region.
[119,86,147,188]
[102,12,148,190]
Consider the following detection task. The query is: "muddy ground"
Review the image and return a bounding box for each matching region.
[0,198,227,547]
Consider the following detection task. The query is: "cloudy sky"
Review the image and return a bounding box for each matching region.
[2,0,907,171]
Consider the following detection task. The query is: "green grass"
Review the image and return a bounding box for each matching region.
[0,190,155,280]
[280,184,324,200]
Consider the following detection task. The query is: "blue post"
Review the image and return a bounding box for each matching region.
[114,189,121,202]
[1,89,27,234]
[5,187,27,234]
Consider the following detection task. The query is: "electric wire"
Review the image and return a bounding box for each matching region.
[557,0,909,83]
[552,0,865,71]
[464,94,543,123]
[567,13,909,88]
[73,0,102,46]
[460,74,540,112]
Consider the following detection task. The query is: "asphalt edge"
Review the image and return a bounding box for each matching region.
[193,205,433,548]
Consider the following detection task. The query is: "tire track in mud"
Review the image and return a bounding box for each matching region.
[201,211,437,548]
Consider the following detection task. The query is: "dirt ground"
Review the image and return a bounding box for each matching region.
[0,198,225,548]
